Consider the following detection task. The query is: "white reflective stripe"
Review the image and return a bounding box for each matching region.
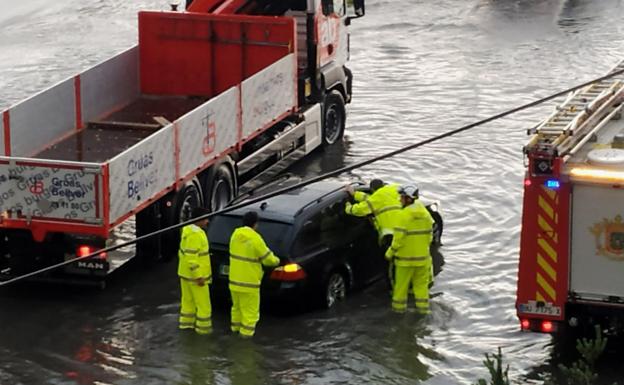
[376,205,402,215]
[394,228,432,236]
[179,322,195,328]
[240,324,255,331]
[198,251,210,256]
[405,229,432,235]
[180,248,199,254]
[179,275,211,281]
[259,251,271,261]
[230,254,259,264]
[229,280,261,289]
[394,256,428,262]
[365,200,374,213]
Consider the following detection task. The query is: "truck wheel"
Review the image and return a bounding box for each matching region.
[204,163,235,212]
[160,179,203,260]
[177,182,202,223]
[136,201,164,264]
[322,90,346,146]
[322,271,347,308]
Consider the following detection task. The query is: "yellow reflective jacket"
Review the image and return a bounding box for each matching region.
[229,226,280,293]
[178,224,212,282]
[385,200,434,267]
[345,184,403,237]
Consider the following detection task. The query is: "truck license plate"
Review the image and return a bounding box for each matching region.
[219,264,229,276]
[518,301,561,316]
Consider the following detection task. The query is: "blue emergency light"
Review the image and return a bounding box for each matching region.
[545,179,560,189]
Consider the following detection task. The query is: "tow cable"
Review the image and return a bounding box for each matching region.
[2,67,624,287]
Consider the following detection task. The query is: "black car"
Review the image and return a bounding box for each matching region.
[207,180,443,309]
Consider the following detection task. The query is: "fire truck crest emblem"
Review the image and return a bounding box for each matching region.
[590,214,624,260]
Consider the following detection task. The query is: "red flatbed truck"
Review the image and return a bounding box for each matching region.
[0,0,365,285]
[517,60,624,334]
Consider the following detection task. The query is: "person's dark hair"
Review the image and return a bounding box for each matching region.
[242,211,259,227]
[370,179,384,192]
[192,207,211,220]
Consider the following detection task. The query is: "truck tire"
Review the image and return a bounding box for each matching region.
[203,163,236,212]
[136,201,164,264]
[160,178,203,261]
[322,90,346,146]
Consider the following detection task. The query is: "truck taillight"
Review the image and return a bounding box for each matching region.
[77,245,107,260]
[270,263,306,281]
[541,320,554,333]
[520,318,558,333]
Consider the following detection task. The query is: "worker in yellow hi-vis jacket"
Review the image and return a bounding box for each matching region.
[385,185,434,314]
[345,179,403,247]
[178,207,213,335]
[229,211,280,337]
[345,179,403,288]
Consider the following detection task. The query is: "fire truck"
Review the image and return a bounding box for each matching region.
[517,60,624,334]
[0,0,365,285]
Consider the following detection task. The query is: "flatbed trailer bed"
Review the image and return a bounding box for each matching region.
[34,96,207,162]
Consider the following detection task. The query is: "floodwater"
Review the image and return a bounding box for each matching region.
[2,0,624,384]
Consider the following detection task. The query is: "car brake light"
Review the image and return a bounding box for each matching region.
[77,245,107,259]
[520,319,530,330]
[270,263,306,281]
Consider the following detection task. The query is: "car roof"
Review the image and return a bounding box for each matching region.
[226,180,354,223]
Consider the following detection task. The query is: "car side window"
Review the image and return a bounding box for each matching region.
[292,214,322,255]
[292,205,344,256]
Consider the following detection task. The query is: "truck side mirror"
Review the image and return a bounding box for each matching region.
[347,0,366,19]
[321,0,334,16]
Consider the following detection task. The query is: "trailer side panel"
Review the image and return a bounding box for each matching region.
[80,47,140,126]
[108,125,175,224]
[177,87,239,178]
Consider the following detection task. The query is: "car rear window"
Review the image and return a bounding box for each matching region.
[207,214,293,258]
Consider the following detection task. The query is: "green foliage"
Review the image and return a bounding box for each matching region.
[545,325,611,385]
[473,347,510,385]
[474,326,616,385]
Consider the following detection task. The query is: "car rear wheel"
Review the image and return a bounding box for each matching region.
[323,271,347,308]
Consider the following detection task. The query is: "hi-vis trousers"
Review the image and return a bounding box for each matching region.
[179,279,212,335]
[230,290,260,337]
[392,265,430,314]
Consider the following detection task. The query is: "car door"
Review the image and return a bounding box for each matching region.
[340,209,384,286]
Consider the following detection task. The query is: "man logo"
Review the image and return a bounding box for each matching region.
[590,214,624,260]
[77,261,106,270]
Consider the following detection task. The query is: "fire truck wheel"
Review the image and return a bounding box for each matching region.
[203,163,235,212]
[322,90,346,146]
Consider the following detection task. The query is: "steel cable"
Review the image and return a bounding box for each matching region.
[2,67,624,287]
